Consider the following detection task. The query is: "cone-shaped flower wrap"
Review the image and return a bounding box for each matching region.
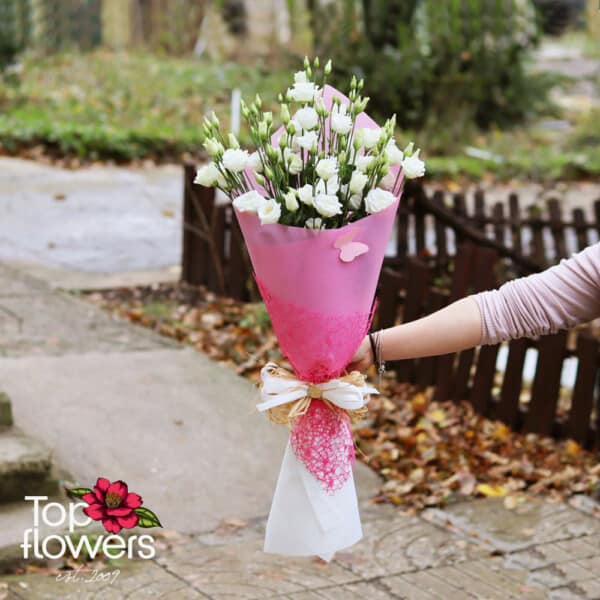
[233,85,402,560]
[197,61,426,559]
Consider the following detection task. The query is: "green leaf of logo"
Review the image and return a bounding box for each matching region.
[66,487,93,498]
[134,507,162,528]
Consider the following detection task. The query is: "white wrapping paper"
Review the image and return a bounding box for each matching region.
[263,440,362,561]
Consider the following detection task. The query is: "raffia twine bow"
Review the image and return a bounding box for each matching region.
[257,362,378,426]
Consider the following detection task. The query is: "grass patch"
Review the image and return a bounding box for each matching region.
[0,51,290,161]
[0,50,598,181]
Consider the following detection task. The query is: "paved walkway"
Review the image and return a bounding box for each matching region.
[0,158,181,278]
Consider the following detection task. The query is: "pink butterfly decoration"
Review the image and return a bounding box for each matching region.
[334,229,369,263]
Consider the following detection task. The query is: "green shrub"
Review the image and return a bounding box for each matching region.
[315,0,558,133]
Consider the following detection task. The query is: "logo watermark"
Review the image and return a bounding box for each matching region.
[20,477,163,581]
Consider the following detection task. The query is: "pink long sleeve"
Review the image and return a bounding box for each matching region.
[471,242,600,345]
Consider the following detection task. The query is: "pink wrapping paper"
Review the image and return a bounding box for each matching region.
[236,200,398,384]
[234,84,402,506]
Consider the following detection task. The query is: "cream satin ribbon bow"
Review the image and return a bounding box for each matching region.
[257,362,378,414]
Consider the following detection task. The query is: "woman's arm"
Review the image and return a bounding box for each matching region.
[348,242,600,372]
[475,242,600,345]
[348,296,483,371]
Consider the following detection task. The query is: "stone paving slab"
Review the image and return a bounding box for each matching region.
[0,158,182,273]
[0,264,174,357]
[3,260,180,292]
[422,497,600,553]
[333,512,487,579]
[0,559,200,600]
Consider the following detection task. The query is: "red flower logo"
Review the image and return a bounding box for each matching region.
[67,477,162,534]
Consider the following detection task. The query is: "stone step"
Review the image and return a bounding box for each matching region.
[0,429,58,503]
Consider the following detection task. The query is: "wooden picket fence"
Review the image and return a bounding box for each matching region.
[393,182,600,276]
[181,163,600,449]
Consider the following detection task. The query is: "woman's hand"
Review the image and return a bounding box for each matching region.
[347,335,373,372]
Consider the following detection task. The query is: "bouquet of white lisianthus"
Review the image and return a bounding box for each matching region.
[194,58,425,561]
[195,57,425,230]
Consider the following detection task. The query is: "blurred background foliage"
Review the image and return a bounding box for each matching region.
[0,0,598,179]
[316,0,556,131]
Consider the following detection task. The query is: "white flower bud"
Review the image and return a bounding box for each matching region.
[228,133,240,149]
[204,138,224,157]
[283,189,299,212]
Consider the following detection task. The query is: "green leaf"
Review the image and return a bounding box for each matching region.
[66,487,93,498]
[134,507,163,528]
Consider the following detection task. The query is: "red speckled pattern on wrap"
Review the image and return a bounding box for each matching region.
[255,277,375,384]
[290,400,355,494]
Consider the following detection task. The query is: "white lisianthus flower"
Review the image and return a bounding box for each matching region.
[355,155,375,172]
[314,193,342,217]
[283,189,299,212]
[233,190,266,213]
[305,217,323,229]
[222,148,249,172]
[348,194,362,210]
[385,140,404,166]
[194,163,220,186]
[331,104,352,135]
[315,157,338,181]
[294,71,307,84]
[298,184,314,206]
[401,150,426,179]
[315,175,339,195]
[283,148,303,175]
[295,130,318,151]
[294,107,319,130]
[359,127,382,149]
[248,151,263,173]
[289,81,319,103]
[349,170,369,194]
[365,188,396,213]
[258,198,282,224]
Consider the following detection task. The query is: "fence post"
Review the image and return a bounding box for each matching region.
[496,338,529,429]
[181,163,216,287]
[524,331,568,436]
[567,332,600,447]
[433,242,476,402]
